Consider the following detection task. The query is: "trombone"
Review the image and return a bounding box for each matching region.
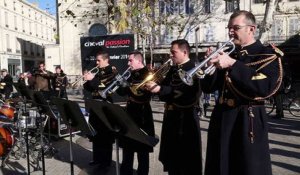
[130,59,172,95]
[178,38,235,86]
[70,66,99,87]
[99,67,131,99]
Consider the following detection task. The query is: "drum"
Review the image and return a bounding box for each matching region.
[0,125,15,157]
[0,104,15,122]
[18,110,37,129]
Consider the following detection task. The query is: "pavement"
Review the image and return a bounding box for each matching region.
[0,93,299,175]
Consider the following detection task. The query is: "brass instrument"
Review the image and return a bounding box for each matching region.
[130,59,172,95]
[0,83,5,89]
[99,67,131,99]
[178,38,235,86]
[70,66,99,87]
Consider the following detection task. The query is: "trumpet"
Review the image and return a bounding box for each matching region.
[130,59,172,95]
[70,66,99,87]
[178,38,235,86]
[99,67,131,99]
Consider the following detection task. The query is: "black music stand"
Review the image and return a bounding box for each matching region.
[85,99,159,175]
[13,83,34,103]
[13,83,34,175]
[51,98,96,175]
[31,91,59,175]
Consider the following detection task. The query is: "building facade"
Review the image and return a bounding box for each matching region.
[0,0,56,80]
[49,0,300,79]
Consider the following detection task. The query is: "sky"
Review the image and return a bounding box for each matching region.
[27,0,56,15]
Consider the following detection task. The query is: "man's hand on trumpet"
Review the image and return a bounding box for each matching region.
[83,71,95,81]
[210,51,236,69]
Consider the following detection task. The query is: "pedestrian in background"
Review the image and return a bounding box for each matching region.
[53,66,68,99]
[0,69,14,100]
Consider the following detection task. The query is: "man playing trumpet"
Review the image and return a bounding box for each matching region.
[34,61,54,100]
[145,39,202,175]
[83,50,118,171]
[201,10,283,175]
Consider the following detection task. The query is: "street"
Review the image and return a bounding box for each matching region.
[0,95,299,175]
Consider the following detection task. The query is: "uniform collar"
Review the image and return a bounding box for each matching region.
[238,40,263,55]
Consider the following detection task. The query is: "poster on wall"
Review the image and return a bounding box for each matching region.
[80,34,134,74]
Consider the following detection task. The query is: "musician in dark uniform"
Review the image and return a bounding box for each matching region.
[117,51,155,175]
[53,66,68,99]
[145,39,202,175]
[201,11,283,175]
[0,69,14,99]
[83,50,118,170]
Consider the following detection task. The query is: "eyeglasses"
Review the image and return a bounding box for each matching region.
[226,25,254,31]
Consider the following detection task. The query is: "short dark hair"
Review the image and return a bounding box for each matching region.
[96,50,109,60]
[229,10,256,25]
[39,61,45,65]
[129,50,144,63]
[171,39,190,54]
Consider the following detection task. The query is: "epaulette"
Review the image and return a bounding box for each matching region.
[270,43,284,57]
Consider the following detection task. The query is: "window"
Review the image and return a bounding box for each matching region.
[23,40,27,54]
[205,26,215,42]
[16,38,20,53]
[204,0,211,13]
[6,34,11,52]
[5,11,9,27]
[14,16,17,30]
[35,23,38,36]
[159,0,193,15]
[289,18,300,36]
[29,22,32,34]
[22,18,25,32]
[185,0,194,14]
[254,0,264,3]
[30,43,34,55]
[225,0,239,13]
[271,19,283,40]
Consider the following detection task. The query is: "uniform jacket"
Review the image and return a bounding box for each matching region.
[202,40,282,175]
[84,65,117,99]
[117,67,155,152]
[158,59,202,174]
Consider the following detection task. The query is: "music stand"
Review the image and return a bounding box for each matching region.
[51,98,96,175]
[85,99,159,175]
[31,91,60,175]
[13,83,34,103]
[12,83,34,175]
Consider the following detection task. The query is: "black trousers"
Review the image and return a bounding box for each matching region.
[92,133,113,167]
[89,103,113,167]
[120,149,149,175]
